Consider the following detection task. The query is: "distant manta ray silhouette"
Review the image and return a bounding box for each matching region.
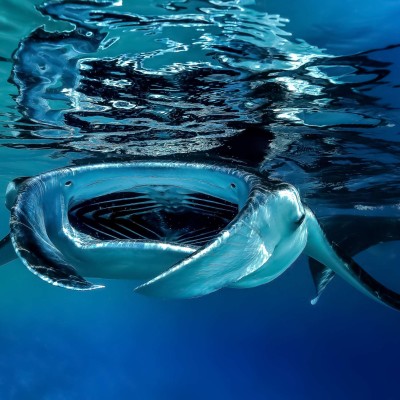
[0,162,399,310]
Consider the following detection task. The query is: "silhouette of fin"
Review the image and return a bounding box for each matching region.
[309,262,335,305]
[0,234,17,266]
[306,210,400,311]
[308,215,400,304]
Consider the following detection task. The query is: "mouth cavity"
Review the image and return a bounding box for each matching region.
[68,185,239,247]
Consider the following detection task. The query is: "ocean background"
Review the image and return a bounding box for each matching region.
[0,0,400,398]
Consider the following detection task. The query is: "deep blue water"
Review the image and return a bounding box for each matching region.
[0,0,400,398]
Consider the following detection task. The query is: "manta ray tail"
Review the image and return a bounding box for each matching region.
[305,209,400,311]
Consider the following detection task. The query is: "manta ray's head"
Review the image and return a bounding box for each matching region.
[6,162,261,291]
[4,162,311,297]
[2,162,400,312]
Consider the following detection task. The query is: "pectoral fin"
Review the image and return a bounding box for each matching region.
[309,261,335,305]
[305,208,400,311]
[0,234,18,266]
[308,215,400,305]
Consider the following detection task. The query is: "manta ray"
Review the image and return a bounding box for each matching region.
[0,162,399,310]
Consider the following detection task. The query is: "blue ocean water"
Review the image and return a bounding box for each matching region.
[0,0,400,398]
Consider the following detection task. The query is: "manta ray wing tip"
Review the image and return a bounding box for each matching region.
[310,296,319,306]
[53,279,105,291]
[88,284,105,290]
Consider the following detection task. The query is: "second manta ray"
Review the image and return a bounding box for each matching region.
[0,162,399,310]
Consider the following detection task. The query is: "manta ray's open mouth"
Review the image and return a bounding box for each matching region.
[2,161,399,312]
[68,186,238,247]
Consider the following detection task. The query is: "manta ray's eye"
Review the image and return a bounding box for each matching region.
[230,183,236,189]
[65,181,72,187]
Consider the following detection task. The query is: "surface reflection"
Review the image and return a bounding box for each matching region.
[1,0,399,209]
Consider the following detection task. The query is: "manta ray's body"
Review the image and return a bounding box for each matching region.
[0,162,399,310]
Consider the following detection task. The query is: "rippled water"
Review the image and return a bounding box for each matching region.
[2,0,400,211]
[0,0,400,399]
